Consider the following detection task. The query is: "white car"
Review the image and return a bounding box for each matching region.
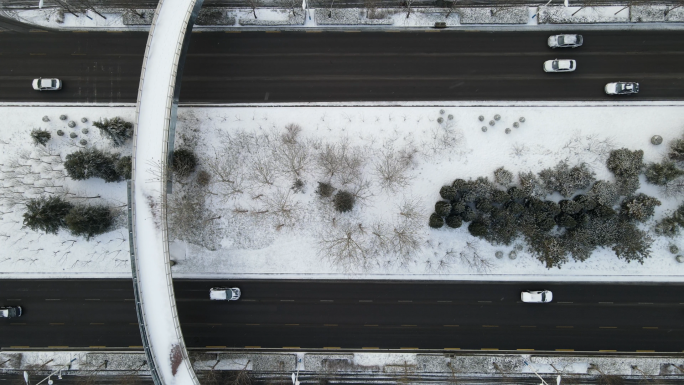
[543,59,576,73]
[605,82,639,95]
[210,287,241,301]
[521,290,553,303]
[0,306,22,318]
[548,34,583,48]
[32,78,62,91]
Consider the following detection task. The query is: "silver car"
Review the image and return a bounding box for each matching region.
[32,78,62,91]
[605,82,639,95]
[0,306,22,318]
[543,59,576,73]
[548,34,583,48]
[521,290,553,303]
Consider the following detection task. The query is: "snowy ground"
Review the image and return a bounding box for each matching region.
[1,103,684,282]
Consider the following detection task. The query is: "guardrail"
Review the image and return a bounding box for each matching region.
[130,0,203,383]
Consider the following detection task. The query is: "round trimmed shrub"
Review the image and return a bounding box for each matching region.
[172,148,198,178]
[68,121,76,128]
[669,244,679,254]
[42,116,50,122]
[519,117,525,123]
[508,250,517,260]
[489,120,495,126]
[448,114,454,120]
[651,135,663,145]
[439,109,445,115]
[494,114,501,121]
[435,201,452,217]
[79,139,87,145]
[476,198,493,213]
[478,115,484,121]
[513,122,520,128]
[56,130,65,136]
[452,178,467,191]
[81,117,88,123]
[59,114,67,120]
[334,190,355,212]
[495,251,503,259]
[437,117,444,124]
[81,128,89,134]
[429,213,444,228]
[481,126,488,132]
[445,214,462,228]
[70,132,77,139]
[439,185,458,201]
[468,221,487,237]
[450,199,466,215]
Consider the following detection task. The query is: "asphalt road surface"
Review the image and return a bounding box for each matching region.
[1,30,684,103]
[1,280,683,352]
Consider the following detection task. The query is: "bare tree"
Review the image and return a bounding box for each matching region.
[317,219,371,272]
[246,0,260,19]
[374,144,413,192]
[458,242,493,273]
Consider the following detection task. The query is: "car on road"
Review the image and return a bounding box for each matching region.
[0,306,22,318]
[605,82,639,95]
[521,290,553,303]
[32,78,62,91]
[548,34,583,48]
[210,287,241,301]
[543,59,576,73]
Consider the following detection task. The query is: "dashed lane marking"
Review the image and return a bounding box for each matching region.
[638,302,653,305]
[557,301,573,304]
[362,347,379,349]
[48,346,69,348]
[245,346,261,348]
[280,299,294,302]
[437,300,452,303]
[364,324,378,327]
[320,300,333,302]
[520,326,537,328]
[517,349,534,351]
[285,324,299,326]
[206,346,226,348]
[324,324,338,327]
[600,327,617,329]
[398,300,412,303]
[207,323,222,326]
[85,299,100,301]
[599,350,616,352]
[90,323,104,325]
[324,347,341,349]
[89,346,106,348]
[49,323,64,325]
[246,324,260,326]
[11,323,25,325]
[637,350,655,352]
[443,325,459,327]
[643,327,658,329]
[482,325,498,328]
[444,348,460,350]
[478,301,492,303]
[242,299,256,302]
[45,298,60,301]
[599,302,613,304]
[481,348,498,350]
[401,347,419,349]
[359,300,373,302]
[556,326,573,328]
[129,323,138,325]
[401,325,417,327]
[556,349,574,351]
[7,299,22,301]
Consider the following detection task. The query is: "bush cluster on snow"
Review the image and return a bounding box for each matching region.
[429,145,684,269]
[23,196,113,240]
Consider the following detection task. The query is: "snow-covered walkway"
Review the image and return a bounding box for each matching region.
[131,0,201,383]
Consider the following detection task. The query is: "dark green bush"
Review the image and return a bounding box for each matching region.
[31,128,51,146]
[468,221,488,237]
[445,214,462,228]
[435,201,452,217]
[93,117,134,146]
[493,167,513,186]
[439,185,458,201]
[429,213,444,228]
[555,213,577,229]
[460,207,477,222]
[172,148,198,178]
[333,190,355,212]
[475,198,493,213]
[559,199,582,215]
[64,148,121,183]
[450,199,466,215]
[491,190,511,205]
[64,204,113,240]
[507,186,526,201]
[196,170,211,186]
[115,155,132,180]
[607,148,644,179]
[23,196,73,234]
[573,194,596,211]
[620,194,661,222]
[644,160,684,186]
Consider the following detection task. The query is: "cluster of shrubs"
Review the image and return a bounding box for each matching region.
[317,182,355,213]
[430,148,660,269]
[23,196,113,240]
